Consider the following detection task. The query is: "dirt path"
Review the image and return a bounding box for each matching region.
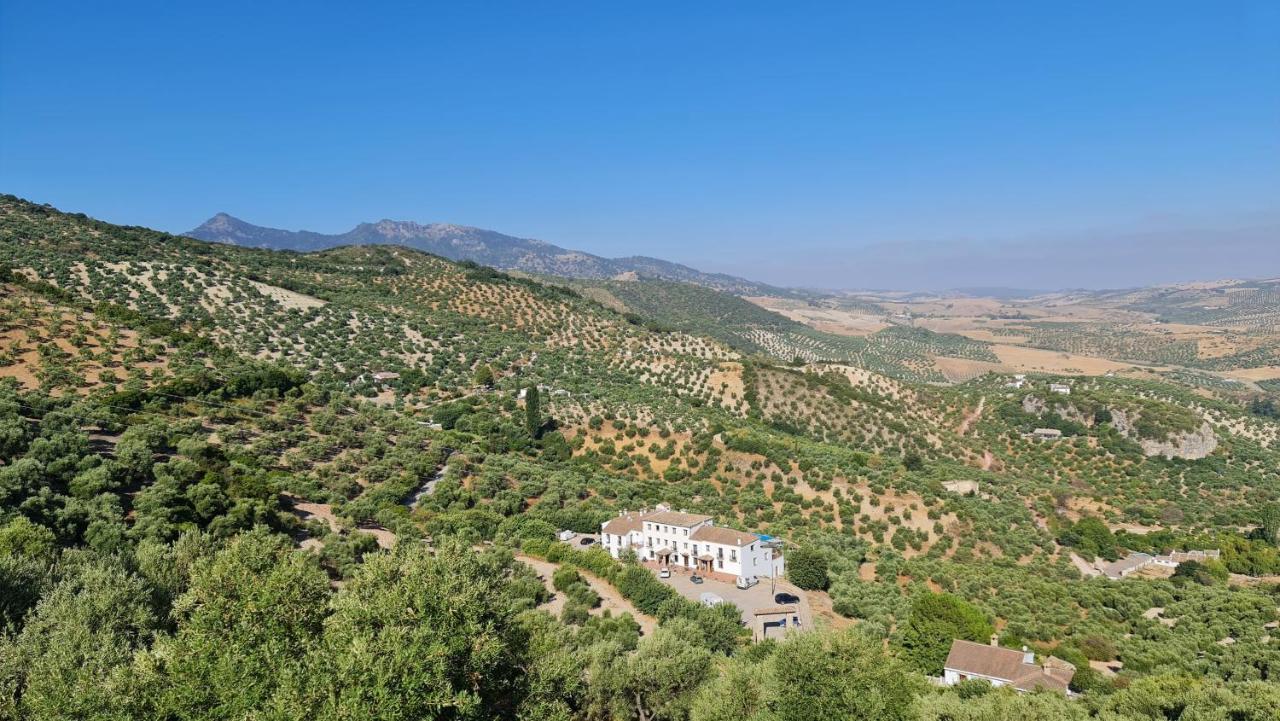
[516,554,657,635]
[956,396,985,435]
[284,494,396,550]
[980,449,994,471]
[1070,553,1100,578]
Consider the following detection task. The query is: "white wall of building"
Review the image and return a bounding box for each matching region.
[599,515,783,581]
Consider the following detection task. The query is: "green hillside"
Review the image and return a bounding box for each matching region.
[2,196,1279,720]
[570,277,998,382]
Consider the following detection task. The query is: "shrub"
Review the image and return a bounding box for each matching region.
[786,547,830,591]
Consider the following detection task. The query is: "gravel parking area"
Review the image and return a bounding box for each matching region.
[655,565,813,629]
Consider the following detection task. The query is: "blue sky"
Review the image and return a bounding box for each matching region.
[2,1,1278,289]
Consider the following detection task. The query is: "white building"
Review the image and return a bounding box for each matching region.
[1049,383,1071,395]
[942,638,1075,694]
[600,506,784,583]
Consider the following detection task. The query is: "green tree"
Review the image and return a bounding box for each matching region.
[0,559,157,721]
[785,547,830,591]
[473,364,495,388]
[525,385,542,439]
[586,617,712,721]
[692,629,919,721]
[898,592,994,675]
[1259,503,1280,547]
[316,541,530,720]
[767,629,920,721]
[902,450,925,472]
[142,528,331,720]
[0,515,57,561]
[917,686,1088,720]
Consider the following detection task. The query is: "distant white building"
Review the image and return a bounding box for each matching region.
[1099,553,1154,579]
[1049,383,1071,395]
[600,505,784,584]
[1032,428,1064,441]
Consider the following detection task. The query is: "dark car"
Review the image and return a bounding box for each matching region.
[690,575,704,584]
[579,537,595,546]
[774,592,800,605]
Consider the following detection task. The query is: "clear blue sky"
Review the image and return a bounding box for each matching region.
[2,1,1278,289]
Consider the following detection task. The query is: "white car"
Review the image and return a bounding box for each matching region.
[735,576,759,589]
[659,567,671,579]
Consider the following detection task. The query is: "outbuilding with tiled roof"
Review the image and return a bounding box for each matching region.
[942,639,1075,694]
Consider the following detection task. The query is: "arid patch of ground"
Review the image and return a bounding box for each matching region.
[744,297,889,337]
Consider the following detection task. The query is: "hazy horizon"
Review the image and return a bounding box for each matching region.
[175,204,1280,293]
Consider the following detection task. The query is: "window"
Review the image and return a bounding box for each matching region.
[683,529,688,536]
[730,550,737,562]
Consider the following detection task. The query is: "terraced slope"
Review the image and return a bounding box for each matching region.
[571,277,998,382]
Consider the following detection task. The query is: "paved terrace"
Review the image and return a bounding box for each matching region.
[645,560,814,632]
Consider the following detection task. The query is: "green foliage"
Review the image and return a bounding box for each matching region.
[0,558,156,721]
[785,546,830,591]
[141,529,330,719]
[1056,516,1119,561]
[692,629,919,721]
[898,593,995,675]
[525,385,541,439]
[5,196,1280,718]
[315,542,530,719]
[0,516,56,560]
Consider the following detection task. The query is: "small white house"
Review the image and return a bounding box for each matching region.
[1049,383,1071,395]
[942,638,1075,694]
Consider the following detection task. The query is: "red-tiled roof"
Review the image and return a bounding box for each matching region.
[691,525,758,547]
[644,510,713,527]
[944,640,1074,693]
[602,515,642,535]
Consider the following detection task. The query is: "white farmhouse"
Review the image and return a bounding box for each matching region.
[600,505,784,584]
[942,638,1075,694]
[1048,383,1071,395]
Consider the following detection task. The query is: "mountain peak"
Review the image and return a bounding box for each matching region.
[185,212,790,295]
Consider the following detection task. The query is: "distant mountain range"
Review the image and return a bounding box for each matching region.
[187,213,793,296]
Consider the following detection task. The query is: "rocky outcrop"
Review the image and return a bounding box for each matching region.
[1023,397,1218,460]
[1136,422,1218,460]
[1110,409,1218,460]
[1021,395,1093,427]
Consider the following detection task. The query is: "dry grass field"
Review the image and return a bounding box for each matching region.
[755,283,1280,384]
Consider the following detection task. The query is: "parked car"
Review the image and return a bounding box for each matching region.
[735,576,759,589]
[774,592,800,605]
[659,567,671,579]
[557,530,576,541]
[579,537,595,546]
[690,574,704,584]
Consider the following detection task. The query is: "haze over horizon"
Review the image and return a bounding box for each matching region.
[2,1,1278,290]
